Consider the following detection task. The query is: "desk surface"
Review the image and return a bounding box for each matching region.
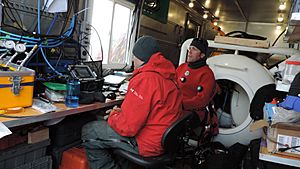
[1,99,123,128]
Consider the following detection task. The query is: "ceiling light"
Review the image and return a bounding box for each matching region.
[276,25,282,30]
[278,15,284,22]
[203,11,208,19]
[205,0,211,7]
[215,9,220,16]
[188,1,194,8]
[279,3,286,10]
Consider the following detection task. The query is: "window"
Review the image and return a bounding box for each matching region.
[87,0,135,69]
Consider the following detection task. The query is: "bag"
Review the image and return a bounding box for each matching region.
[288,72,300,97]
[192,142,248,169]
[250,84,286,120]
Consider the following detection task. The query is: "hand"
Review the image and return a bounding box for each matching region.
[112,106,121,112]
[104,106,121,120]
[105,106,121,114]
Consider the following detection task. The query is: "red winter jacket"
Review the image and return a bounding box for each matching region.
[108,52,183,157]
[176,63,217,119]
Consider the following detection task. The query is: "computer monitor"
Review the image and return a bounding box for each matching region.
[68,65,97,81]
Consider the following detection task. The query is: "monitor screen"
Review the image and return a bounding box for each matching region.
[73,67,93,78]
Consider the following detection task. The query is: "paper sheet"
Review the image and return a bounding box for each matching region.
[0,122,12,139]
[44,0,68,13]
[32,99,58,114]
[104,75,126,85]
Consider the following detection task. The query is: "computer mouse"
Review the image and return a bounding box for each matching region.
[106,92,117,100]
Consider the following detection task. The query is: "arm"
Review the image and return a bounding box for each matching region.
[108,75,155,137]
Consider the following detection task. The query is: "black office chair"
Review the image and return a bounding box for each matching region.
[113,112,196,169]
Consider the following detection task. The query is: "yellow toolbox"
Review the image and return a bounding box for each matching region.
[0,63,35,109]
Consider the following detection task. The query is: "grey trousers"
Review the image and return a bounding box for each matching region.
[81,120,139,169]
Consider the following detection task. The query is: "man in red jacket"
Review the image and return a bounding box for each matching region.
[82,36,183,169]
[176,38,219,137]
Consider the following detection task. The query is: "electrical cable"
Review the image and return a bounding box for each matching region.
[40,47,63,76]
[81,44,101,77]
[0,2,76,44]
[17,0,71,75]
[264,29,288,69]
[89,24,103,62]
[1,0,72,39]
[278,145,300,152]
[0,0,77,76]
[37,0,79,76]
[31,0,50,32]
[46,13,58,35]
[75,8,90,16]
[272,29,286,47]
[54,47,64,68]
[0,15,76,48]
[0,23,74,46]
[36,2,62,77]
[59,0,74,36]
[68,38,101,77]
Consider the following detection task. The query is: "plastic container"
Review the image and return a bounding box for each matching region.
[0,140,50,169]
[60,147,89,169]
[65,79,80,108]
[282,60,300,84]
[50,141,82,169]
[263,98,277,123]
[44,82,66,102]
[15,156,52,169]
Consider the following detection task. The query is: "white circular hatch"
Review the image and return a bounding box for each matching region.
[207,54,274,147]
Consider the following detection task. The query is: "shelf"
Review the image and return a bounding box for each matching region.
[259,139,300,168]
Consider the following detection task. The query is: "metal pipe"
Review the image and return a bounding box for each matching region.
[235,0,248,22]
[179,38,300,65]
[245,22,248,32]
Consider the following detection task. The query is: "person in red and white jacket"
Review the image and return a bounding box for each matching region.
[176,38,219,137]
[82,36,183,169]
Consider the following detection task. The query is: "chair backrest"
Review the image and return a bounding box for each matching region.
[161,112,197,154]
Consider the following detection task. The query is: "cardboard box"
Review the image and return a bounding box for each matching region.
[28,128,49,144]
[214,36,270,48]
[268,123,300,158]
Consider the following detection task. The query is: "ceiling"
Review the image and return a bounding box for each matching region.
[180,0,292,24]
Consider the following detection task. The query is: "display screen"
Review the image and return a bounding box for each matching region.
[73,67,93,78]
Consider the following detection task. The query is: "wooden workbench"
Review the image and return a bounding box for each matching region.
[1,99,123,128]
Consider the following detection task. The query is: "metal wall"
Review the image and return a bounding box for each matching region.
[139,0,291,66]
[139,0,212,66]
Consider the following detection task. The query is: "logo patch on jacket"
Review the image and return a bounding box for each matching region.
[130,87,144,100]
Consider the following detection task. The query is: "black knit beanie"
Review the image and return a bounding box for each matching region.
[132,36,159,63]
[190,38,208,55]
